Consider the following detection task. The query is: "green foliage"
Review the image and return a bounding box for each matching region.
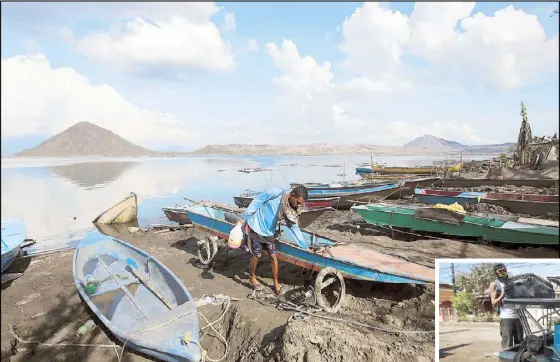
[452,291,474,316]
[458,314,469,322]
[499,153,507,159]
[456,264,496,295]
[474,313,497,322]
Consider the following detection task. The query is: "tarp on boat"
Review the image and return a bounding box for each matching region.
[412,207,466,225]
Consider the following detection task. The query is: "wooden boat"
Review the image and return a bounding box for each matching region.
[73,232,201,362]
[359,154,463,175]
[233,190,340,210]
[306,183,402,209]
[414,189,559,217]
[182,203,435,285]
[355,173,405,181]
[351,204,559,245]
[423,178,558,188]
[290,180,394,191]
[94,220,141,238]
[93,192,138,224]
[414,188,486,205]
[1,219,26,273]
[163,203,331,229]
[482,192,559,217]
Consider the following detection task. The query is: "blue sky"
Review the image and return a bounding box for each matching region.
[1,2,559,154]
[439,261,560,285]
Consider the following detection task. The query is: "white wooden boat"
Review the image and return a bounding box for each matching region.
[92,193,138,224]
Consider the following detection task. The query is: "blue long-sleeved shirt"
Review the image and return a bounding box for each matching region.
[241,188,309,249]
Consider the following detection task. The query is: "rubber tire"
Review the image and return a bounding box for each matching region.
[314,267,345,314]
[197,236,218,265]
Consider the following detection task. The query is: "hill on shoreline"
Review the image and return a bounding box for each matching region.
[14,122,163,157]
[11,122,515,157]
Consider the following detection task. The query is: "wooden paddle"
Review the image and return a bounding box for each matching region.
[126,265,174,310]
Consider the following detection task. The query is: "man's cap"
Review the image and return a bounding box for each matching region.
[492,263,507,272]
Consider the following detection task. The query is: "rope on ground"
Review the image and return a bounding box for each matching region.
[9,293,245,362]
[8,324,120,350]
[195,294,248,362]
[249,292,434,335]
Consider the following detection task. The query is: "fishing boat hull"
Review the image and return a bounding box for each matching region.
[94,220,140,238]
[182,204,435,284]
[163,208,192,225]
[323,183,402,209]
[163,204,331,230]
[93,192,138,224]
[1,219,26,273]
[291,180,394,191]
[73,232,201,362]
[482,193,559,217]
[233,195,340,210]
[414,188,486,205]
[351,204,559,245]
[427,179,558,188]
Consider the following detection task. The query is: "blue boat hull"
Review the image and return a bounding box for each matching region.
[1,219,27,273]
[355,167,373,174]
[74,232,202,362]
[307,183,398,197]
[182,205,434,284]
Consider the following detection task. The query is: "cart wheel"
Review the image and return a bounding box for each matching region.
[197,235,219,265]
[314,267,345,313]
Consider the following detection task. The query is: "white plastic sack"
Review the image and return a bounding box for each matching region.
[228,223,244,249]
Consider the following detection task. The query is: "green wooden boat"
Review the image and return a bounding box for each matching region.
[351,204,559,245]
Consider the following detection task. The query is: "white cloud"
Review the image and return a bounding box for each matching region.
[222,11,236,32]
[75,3,235,73]
[339,2,558,91]
[332,104,365,129]
[0,54,196,147]
[266,40,334,94]
[340,3,410,78]
[262,2,557,145]
[409,4,559,90]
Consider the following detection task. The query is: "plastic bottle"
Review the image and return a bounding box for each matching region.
[76,320,95,336]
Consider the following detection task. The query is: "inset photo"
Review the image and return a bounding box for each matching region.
[437,259,560,362]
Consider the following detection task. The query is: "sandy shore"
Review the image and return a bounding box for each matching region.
[1,210,557,362]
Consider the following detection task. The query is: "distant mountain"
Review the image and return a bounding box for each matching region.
[404,135,466,149]
[404,134,515,154]
[14,122,158,157]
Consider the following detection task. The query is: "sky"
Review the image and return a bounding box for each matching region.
[439,261,560,285]
[1,2,559,154]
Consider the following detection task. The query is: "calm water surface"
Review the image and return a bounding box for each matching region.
[1,154,488,253]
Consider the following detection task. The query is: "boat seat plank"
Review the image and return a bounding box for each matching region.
[88,278,140,298]
[96,257,151,320]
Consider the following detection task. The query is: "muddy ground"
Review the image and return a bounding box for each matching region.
[1,210,557,362]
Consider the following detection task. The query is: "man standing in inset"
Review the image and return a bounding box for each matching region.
[488,263,523,350]
[238,185,310,296]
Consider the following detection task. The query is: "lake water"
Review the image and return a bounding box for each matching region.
[1,154,489,254]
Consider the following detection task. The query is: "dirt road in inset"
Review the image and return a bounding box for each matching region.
[439,322,501,361]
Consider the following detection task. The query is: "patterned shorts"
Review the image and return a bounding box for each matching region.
[244,224,277,258]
